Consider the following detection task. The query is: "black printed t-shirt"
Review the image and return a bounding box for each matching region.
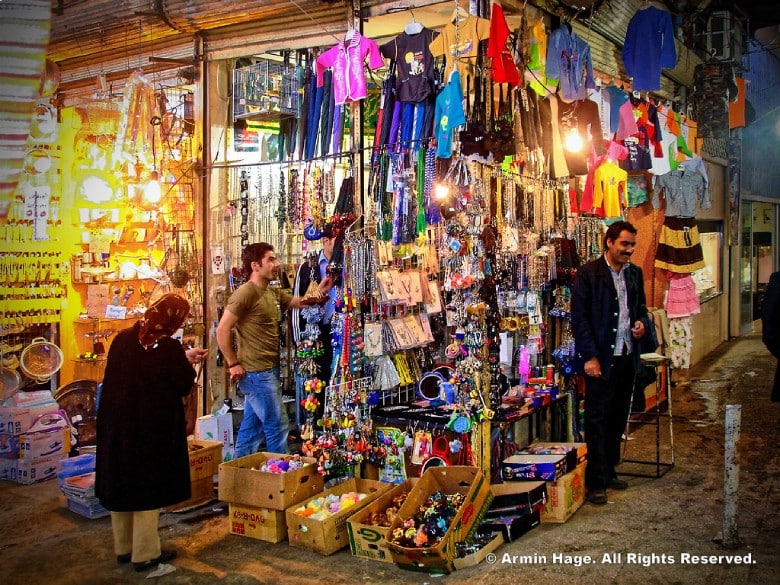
[380,28,439,103]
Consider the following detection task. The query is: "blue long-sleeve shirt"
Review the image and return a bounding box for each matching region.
[622,6,677,91]
[546,25,595,102]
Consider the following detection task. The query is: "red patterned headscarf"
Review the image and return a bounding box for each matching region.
[138,293,190,350]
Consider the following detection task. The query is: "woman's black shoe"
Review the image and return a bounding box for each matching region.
[133,549,177,572]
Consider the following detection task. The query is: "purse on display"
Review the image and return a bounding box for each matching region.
[485,83,515,160]
[459,75,488,157]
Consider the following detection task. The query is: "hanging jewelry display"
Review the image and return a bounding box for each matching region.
[275,167,287,230]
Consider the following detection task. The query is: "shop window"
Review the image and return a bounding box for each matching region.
[693,220,723,301]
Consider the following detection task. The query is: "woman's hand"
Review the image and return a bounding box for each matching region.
[186,347,208,365]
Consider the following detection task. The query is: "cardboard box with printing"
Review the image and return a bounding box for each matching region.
[19,411,72,460]
[195,413,234,461]
[19,426,71,460]
[347,478,418,563]
[385,466,493,574]
[486,480,547,517]
[519,442,587,474]
[187,439,222,481]
[229,503,287,543]
[219,451,323,510]
[166,439,222,511]
[501,453,567,482]
[14,453,67,484]
[287,478,391,555]
[541,462,586,523]
[0,402,60,435]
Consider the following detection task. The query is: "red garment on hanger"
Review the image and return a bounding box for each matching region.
[487,2,520,85]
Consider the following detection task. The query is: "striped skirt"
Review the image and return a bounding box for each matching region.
[654,216,705,273]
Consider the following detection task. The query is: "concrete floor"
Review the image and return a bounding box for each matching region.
[1,331,779,584]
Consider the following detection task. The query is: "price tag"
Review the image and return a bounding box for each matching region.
[105,304,127,319]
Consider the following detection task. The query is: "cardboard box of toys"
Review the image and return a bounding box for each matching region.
[501,453,567,482]
[347,478,418,563]
[384,466,493,574]
[229,503,287,543]
[519,442,587,474]
[541,462,586,523]
[286,478,391,555]
[219,452,323,510]
[452,532,504,570]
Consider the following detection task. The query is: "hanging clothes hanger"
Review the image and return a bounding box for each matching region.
[451,3,469,24]
[405,8,423,35]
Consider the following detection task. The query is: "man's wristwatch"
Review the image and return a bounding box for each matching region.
[228,362,240,368]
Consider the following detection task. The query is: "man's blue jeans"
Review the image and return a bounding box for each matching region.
[234,368,289,457]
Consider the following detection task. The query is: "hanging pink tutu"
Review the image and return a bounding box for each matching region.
[664,273,701,318]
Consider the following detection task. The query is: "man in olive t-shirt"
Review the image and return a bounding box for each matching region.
[216,242,331,456]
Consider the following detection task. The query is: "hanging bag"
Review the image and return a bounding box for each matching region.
[458,75,488,157]
[486,83,515,160]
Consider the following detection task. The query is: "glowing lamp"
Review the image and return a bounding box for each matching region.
[434,183,450,200]
[143,170,162,204]
[564,127,584,152]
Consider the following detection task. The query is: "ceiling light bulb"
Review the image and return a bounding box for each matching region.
[143,170,162,204]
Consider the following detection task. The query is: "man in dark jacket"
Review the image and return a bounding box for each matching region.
[96,294,206,572]
[761,270,780,402]
[571,221,652,505]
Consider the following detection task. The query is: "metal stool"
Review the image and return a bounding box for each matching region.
[620,353,674,478]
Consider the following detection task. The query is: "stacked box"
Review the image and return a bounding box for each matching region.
[541,462,586,523]
[0,402,62,460]
[500,447,585,524]
[14,455,63,484]
[219,452,323,543]
[286,478,392,555]
[478,481,547,542]
[518,442,587,474]
[501,453,567,482]
[57,453,96,487]
[219,452,323,510]
[0,402,60,435]
[229,503,287,543]
[385,466,494,574]
[167,439,222,511]
[20,426,71,460]
[0,404,67,483]
[60,472,109,519]
[347,478,418,563]
[0,458,14,480]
